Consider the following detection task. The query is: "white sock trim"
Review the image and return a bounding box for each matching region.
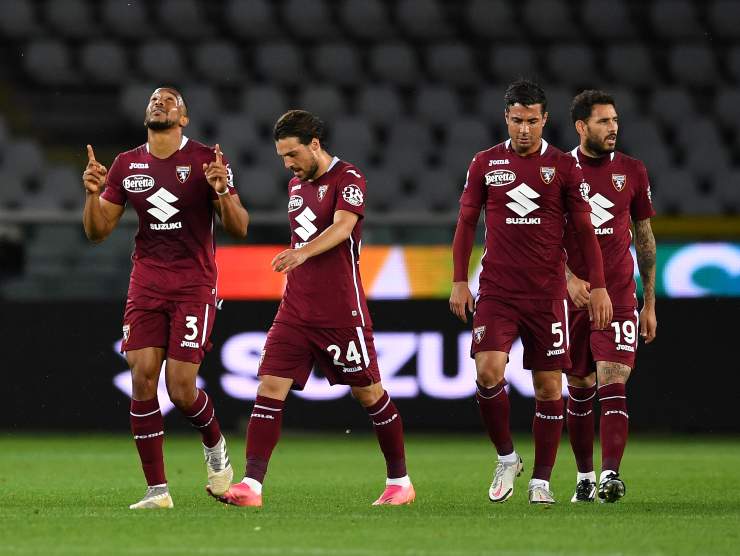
[529,478,549,490]
[577,471,596,483]
[242,477,263,494]
[386,475,411,487]
[600,470,617,483]
[498,451,518,464]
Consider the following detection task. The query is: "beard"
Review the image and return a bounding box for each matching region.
[585,136,615,156]
[303,160,320,180]
[145,118,178,131]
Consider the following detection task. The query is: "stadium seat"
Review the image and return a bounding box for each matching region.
[370,43,421,87]
[120,83,157,125]
[415,86,463,126]
[707,0,740,40]
[651,169,697,215]
[340,0,396,40]
[0,170,25,209]
[544,88,575,133]
[426,43,479,87]
[44,0,94,39]
[396,0,453,40]
[298,86,349,123]
[137,40,188,84]
[0,0,40,39]
[241,85,288,127]
[254,42,305,85]
[331,118,376,166]
[650,0,705,40]
[714,88,740,133]
[581,0,638,39]
[417,169,461,212]
[605,43,658,87]
[179,84,221,125]
[237,167,282,209]
[281,0,339,39]
[444,119,493,160]
[522,0,579,40]
[546,44,598,87]
[2,140,45,181]
[226,0,280,40]
[364,166,404,210]
[24,39,77,85]
[193,41,245,85]
[649,87,696,129]
[727,46,740,84]
[385,120,434,178]
[609,87,639,122]
[357,86,404,126]
[312,43,363,86]
[101,0,155,39]
[215,114,259,158]
[37,165,83,211]
[466,0,521,40]
[155,0,213,39]
[714,169,740,212]
[669,45,719,87]
[476,86,507,128]
[81,40,130,85]
[489,45,539,83]
[676,118,723,151]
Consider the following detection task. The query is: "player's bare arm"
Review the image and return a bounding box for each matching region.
[566,265,591,308]
[204,143,248,238]
[570,210,613,329]
[82,144,124,243]
[272,209,358,274]
[634,218,657,343]
[449,204,480,323]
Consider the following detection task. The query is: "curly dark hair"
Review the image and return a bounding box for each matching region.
[570,90,616,124]
[273,109,328,146]
[504,79,547,115]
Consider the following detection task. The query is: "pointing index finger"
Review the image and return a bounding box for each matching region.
[214,143,222,164]
[87,144,96,162]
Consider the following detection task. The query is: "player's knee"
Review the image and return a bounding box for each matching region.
[533,375,563,401]
[130,370,159,399]
[476,366,505,388]
[165,379,196,410]
[351,383,383,407]
[567,374,596,388]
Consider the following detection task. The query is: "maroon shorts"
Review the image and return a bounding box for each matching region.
[121,295,216,364]
[258,321,381,390]
[471,296,571,371]
[565,306,639,377]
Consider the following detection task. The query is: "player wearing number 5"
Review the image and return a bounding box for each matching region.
[210,110,414,508]
[449,81,612,505]
[82,87,248,509]
[563,90,656,504]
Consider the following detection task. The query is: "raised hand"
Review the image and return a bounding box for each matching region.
[203,143,228,194]
[83,144,107,194]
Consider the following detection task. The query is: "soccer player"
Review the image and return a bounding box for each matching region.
[449,80,612,504]
[563,90,656,503]
[210,110,414,508]
[82,87,249,509]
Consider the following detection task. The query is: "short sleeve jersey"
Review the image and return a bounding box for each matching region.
[101,136,238,304]
[460,139,591,300]
[563,148,655,308]
[274,157,371,329]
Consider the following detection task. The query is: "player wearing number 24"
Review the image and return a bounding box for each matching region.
[82,87,248,509]
[208,110,415,508]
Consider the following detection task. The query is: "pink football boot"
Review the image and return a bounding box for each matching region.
[207,482,263,507]
[372,482,416,506]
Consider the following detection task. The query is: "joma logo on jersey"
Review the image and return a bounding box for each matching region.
[489,159,510,166]
[129,162,149,169]
[485,169,516,187]
[505,183,541,224]
[146,187,180,225]
[123,174,155,193]
[589,193,615,230]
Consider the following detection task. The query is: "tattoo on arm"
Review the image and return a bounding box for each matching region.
[634,219,656,306]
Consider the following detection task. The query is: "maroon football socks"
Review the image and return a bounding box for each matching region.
[532,398,564,481]
[366,390,407,478]
[599,383,629,472]
[182,389,222,448]
[567,384,596,473]
[245,395,284,484]
[476,380,514,456]
[130,397,166,486]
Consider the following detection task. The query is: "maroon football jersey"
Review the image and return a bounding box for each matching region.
[460,139,591,300]
[274,157,371,328]
[563,148,655,308]
[101,136,238,304]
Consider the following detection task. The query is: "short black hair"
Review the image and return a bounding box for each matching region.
[504,80,547,115]
[273,109,327,145]
[570,90,616,124]
[153,86,187,115]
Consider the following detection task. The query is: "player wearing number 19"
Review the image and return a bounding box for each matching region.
[82,87,249,509]
[563,90,657,503]
[210,110,414,508]
[449,80,612,505]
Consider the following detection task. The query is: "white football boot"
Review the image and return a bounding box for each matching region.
[488,456,524,502]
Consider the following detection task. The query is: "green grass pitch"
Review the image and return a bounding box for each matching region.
[1,432,739,556]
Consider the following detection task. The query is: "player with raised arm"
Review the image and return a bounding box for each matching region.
[449,80,612,505]
[563,90,656,503]
[210,110,414,508]
[82,87,249,509]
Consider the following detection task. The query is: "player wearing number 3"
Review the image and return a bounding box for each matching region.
[210,110,414,508]
[82,87,248,509]
[563,90,656,503]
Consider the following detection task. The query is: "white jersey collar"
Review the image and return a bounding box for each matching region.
[505,138,548,155]
[146,135,189,154]
[571,146,615,163]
